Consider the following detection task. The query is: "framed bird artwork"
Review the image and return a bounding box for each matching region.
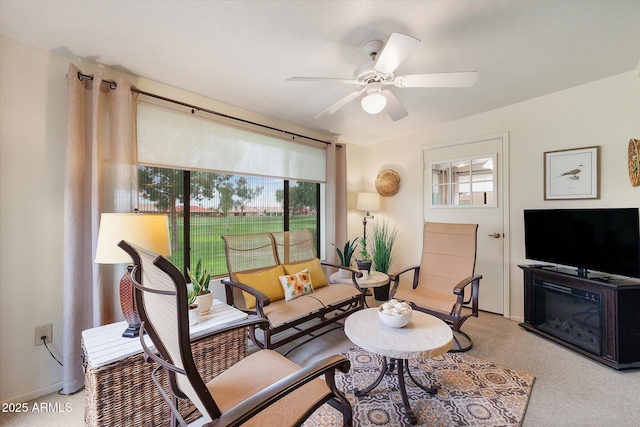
[544,146,600,200]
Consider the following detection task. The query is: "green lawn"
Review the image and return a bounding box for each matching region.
[168,215,317,276]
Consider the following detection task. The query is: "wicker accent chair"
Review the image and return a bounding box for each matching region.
[118,241,353,427]
[389,222,482,352]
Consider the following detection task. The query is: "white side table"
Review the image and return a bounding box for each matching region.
[344,308,453,425]
[330,271,389,306]
[82,299,248,426]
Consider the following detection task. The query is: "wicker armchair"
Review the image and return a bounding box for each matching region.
[119,241,353,427]
[389,222,482,352]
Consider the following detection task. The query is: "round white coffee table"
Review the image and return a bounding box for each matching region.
[330,271,389,306]
[344,308,453,425]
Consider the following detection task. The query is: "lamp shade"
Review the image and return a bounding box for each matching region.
[361,93,387,114]
[356,192,381,212]
[95,213,171,264]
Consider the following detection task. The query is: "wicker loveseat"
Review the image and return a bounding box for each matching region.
[221,230,365,351]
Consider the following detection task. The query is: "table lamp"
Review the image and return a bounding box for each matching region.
[356,192,381,243]
[95,212,171,338]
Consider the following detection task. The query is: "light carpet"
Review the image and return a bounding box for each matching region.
[303,346,535,427]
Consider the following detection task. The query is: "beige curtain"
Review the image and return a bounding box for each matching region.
[62,64,138,394]
[324,143,348,264]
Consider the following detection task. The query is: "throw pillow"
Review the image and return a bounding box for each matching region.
[236,265,285,310]
[282,259,329,288]
[279,269,314,301]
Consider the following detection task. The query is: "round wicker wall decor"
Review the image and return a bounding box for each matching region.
[629,138,639,187]
[375,169,401,197]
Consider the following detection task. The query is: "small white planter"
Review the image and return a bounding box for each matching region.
[188,305,200,326]
[195,291,213,315]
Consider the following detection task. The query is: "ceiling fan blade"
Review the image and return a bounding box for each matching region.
[374,33,420,75]
[382,90,408,122]
[314,88,366,120]
[287,77,356,84]
[394,72,478,88]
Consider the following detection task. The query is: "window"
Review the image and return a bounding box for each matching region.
[138,166,319,277]
[136,100,327,276]
[430,154,497,207]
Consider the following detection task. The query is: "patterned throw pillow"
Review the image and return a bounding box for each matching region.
[282,259,329,288]
[279,269,314,301]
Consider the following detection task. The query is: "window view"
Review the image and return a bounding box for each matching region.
[138,166,319,277]
[431,155,496,207]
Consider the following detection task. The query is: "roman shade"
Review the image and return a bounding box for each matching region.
[137,101,327,182]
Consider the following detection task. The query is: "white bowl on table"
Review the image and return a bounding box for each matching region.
[378,300,412,328]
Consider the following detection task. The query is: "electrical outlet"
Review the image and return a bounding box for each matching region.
[35,323,52,346]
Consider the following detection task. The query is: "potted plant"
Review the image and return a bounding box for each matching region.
[370,217,399,300]
[187,288,200,326]
[356,236,372,275]
[187,259,212,315]
[333,238,358,278]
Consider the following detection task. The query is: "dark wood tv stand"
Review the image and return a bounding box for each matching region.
[519,265,640,370]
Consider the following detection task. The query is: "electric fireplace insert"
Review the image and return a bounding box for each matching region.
[532,279,601,355]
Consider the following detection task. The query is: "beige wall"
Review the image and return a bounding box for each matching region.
[1,37,69,404]
[347,70,640,322]
[1,34,638,403]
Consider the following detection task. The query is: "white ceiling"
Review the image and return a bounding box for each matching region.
[1,1,639,146]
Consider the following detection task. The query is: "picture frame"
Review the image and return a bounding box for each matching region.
[629,139,639,188]
[544,146,600,200]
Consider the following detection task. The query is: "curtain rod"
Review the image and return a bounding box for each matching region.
[76,72,335,147]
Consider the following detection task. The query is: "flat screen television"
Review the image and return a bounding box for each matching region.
[524,208,640,278]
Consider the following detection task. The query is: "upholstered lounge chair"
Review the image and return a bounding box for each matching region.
[389,222,482,352]
[119,240,353,427]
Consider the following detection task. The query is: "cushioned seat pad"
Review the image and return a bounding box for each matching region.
[207,350,331,427]
[394,287,457,314]
[309,283,361,307]
[264,284,360,327]
[263,294,325,327]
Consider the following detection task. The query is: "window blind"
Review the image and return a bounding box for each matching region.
[137,101,327,182]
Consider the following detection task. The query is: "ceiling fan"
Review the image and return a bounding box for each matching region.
[287,33,478,121]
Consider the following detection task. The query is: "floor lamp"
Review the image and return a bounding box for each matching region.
[95,212,171,338]
[356,192,381,246]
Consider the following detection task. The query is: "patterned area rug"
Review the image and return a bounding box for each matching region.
[303,346,535,427]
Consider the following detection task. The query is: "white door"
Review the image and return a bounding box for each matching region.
[423,134,509,315]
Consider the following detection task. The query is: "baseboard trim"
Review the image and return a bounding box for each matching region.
[1,382,64,405]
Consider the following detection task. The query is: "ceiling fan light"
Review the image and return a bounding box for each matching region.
[361,93,387,114]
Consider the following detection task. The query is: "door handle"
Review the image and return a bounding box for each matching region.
[488,232,502,238]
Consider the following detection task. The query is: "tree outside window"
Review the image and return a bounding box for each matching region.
[138,166,319,276]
